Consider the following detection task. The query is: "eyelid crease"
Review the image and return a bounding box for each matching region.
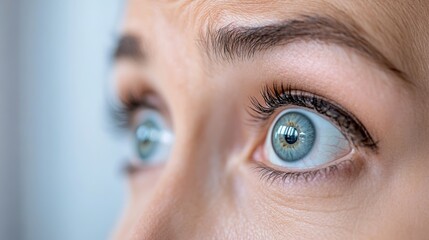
[248,82,378,152]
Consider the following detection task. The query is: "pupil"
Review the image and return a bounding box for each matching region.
[284,126,299,144]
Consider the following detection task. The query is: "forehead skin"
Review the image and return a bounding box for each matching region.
[122,0,429,88]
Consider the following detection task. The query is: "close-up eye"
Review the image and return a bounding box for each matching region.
[266,108,350,170]
[250,84,378,182]
[131,109,173,166]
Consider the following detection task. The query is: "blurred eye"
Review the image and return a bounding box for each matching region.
[133,109,173,165]
[266,108,351,169]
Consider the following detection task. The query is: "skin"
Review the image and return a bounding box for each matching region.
[112,1,429,239]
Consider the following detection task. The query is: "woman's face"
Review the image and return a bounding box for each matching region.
[112,1,429,239]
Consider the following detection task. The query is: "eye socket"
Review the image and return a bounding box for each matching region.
[133,109,173,165]
[265,108,351,170]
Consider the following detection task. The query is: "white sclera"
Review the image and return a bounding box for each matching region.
[265,108,351,169]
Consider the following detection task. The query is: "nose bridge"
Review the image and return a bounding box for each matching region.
[127,31,244,234]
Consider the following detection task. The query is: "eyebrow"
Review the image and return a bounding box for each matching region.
[202,15,404,77]
[114,34,145,61]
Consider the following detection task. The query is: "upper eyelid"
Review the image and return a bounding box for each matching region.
[248,83,378,152]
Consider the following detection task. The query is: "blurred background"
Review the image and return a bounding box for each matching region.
[1,0,126,239]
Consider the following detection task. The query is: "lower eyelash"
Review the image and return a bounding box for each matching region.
[254,158,361,185]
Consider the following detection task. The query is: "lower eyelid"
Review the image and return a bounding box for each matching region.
[252,150,366,186]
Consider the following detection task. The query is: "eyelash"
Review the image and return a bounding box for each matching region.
[254,159,358,184]
[109,93,152,131]
[249,82,377,184]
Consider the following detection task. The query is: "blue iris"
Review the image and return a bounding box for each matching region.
[135,120,160,160]
[271,111,316,162]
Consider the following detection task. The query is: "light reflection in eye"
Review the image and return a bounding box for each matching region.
[266,108,351,169]
[133,109,173,165]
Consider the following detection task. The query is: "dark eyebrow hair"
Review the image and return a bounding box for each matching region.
[202,15,404,77]
[113,34,145,61]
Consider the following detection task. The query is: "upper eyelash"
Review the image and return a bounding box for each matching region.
[108,93,153,131]
[108,99,139,131]
[249,82,378,151]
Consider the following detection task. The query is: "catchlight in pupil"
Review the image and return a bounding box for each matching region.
[129,109,173,166]
[136,120,160,159]
[284,126,299,144]
[266,108,351,169]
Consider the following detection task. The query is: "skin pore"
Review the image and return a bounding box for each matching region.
[111,1,429,239]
